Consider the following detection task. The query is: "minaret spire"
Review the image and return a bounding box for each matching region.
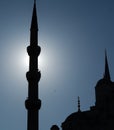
[25,1,41,130]
[30,0,38,46]
[31,0,37,28]
[103,50,111,81]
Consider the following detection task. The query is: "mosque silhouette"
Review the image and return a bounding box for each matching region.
[25,1,114,130]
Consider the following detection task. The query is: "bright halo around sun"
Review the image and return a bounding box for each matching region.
[21,52,29,70]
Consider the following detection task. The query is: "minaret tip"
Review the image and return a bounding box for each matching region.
[34,0,36,4]
[105,49,107,59]
[103,49,111,81]
[31,0,38,30]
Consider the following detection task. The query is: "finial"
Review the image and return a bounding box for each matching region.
[78,96,81,112]
[103,49,111,80]
[34,0,36,4]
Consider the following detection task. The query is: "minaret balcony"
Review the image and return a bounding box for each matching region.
[25,98,41,110]
[26,71,41,82]
[27,45,41,57]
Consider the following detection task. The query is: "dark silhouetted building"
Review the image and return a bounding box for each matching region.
[25,1,41,130]
[61,52,114,130]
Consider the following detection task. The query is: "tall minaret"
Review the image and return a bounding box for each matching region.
[25,1,41,130]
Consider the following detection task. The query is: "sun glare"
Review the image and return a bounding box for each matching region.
[21,52,29,69]
[20,51,44,71]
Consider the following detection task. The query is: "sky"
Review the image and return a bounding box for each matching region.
[0,0,114,130]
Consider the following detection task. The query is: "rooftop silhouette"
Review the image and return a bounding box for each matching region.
[58,52,114,130]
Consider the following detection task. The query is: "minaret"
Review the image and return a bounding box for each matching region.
[25,1,41,130]
[103,50,111,81]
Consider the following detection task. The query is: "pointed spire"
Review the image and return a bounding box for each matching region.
[78,96,81,112]
[103,50,111,81]
[31,0,38,30]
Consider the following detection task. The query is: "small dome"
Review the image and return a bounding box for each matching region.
[51,125,59,130]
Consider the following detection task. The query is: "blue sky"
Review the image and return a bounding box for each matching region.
[0,0,114,130]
